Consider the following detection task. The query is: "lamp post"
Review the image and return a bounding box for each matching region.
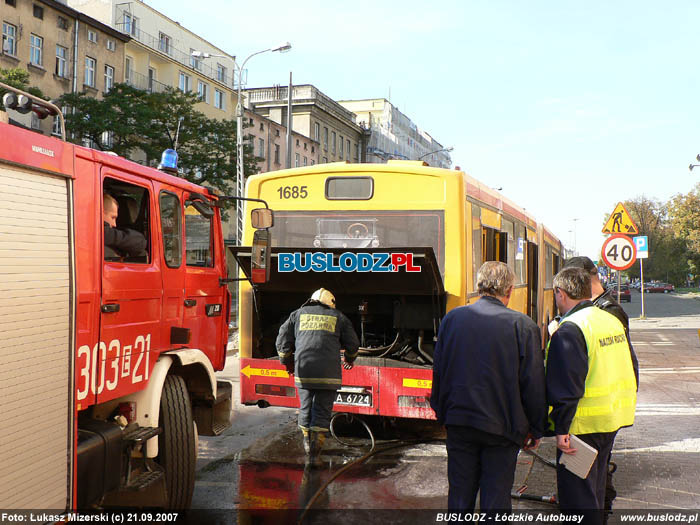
[418,146,453,165]
[192,42,291,243]
[689,154,700,172]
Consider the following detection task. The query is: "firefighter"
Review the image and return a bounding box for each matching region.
[103,193,147,259]
[546,268,637,525]
[276,288,360,465]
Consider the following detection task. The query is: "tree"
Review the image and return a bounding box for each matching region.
[58,84,258,196]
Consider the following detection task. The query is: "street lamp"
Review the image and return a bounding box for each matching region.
[689,154,700,172]
[192,42,291,243]
[418,146,453,161]
[234,43,291,243]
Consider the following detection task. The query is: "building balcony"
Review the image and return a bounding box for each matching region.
[125,70,170,94]
[116,22,231,88]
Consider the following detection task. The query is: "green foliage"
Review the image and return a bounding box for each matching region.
[58,83,258,196]
[609,192,700,286]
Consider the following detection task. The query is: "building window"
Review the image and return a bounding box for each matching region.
[189,48,201,70]
[159,32,171,54]
[87,29,98,43]
[296,138,299,147]
[179,72,191,92]
[339,135,344,158]
[52,106,66,136]
[258,138,264,158]
[31,113,40,129]
[33,4,43,19]
[85,56,96,87]
[55,45,67,77]
[2,22,16,56]
[30,34,43,66]
[323,157,328,164]
[314,122,320,142]
[216,63,226,83]
[214,89,225,110]
[57,16,69,30]
[295,153,299,167]
[5,0,16,6]
[303,143,307,151]
[311,159,315,165]
[311,146,315,154]
[303,156,307,166]
[148,67,155,91]
[274,144,280,164]
[259,122,264,131]
[331,131,336,154]
[102,130,114,149]
[197,81,209,103]
[323,127,328,151]
[346,139,350,160]
[105,65,114,92]
[123,13,139,37]
[106,39,115,52]
[125,56,132,84]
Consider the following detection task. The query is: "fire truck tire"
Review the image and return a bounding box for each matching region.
[158,374,196,510]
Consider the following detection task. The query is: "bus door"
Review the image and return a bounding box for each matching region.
[527,241,538,322]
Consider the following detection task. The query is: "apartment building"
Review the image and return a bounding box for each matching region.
[1,0,128,133]
[65,0,238,120]
[244,84,368,165]
[338,98,452,169]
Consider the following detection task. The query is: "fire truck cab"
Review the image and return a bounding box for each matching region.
[0,86,271,511]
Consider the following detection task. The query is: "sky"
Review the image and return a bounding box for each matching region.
[147,0,700,260]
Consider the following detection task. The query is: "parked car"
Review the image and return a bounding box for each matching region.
[609,284,631,302]
[644,282,675,293]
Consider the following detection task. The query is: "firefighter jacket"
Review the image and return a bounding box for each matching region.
[546,301,637,436]
[104,222,147,257]
[276,302,360,390]
[430,295,547,446]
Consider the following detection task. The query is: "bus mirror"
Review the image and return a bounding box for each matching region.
[251,229,271,284]
[251,208,274,229]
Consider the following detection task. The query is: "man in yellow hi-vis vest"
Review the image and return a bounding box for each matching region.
[546,268,636,524]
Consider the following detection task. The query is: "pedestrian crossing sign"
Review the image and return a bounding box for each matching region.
[602,202,639,235]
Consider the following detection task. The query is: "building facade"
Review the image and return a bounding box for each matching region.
[1,0,128,133]
[244,108,320,173]
[243,84,368,165]
[65,0,238,120]
[338,98,452,169]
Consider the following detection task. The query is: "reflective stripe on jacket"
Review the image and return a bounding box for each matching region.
[550,306,637,435]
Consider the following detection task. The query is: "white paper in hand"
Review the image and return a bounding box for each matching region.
[559,435,598,479]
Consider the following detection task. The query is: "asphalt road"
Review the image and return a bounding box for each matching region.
[185,292,700,522]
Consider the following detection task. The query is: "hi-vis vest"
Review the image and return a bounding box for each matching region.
[548,306,637,435]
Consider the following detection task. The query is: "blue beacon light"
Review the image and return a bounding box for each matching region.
[158,148,178,174]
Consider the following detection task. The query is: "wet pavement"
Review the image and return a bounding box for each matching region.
[186,293,700,523]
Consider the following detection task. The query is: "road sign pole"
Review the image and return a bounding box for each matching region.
[640,258,646,320]
[618,271,621,302]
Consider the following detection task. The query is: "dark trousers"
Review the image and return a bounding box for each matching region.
[298,388,336,431]
[556,431,617,525]
[446,425,520,512]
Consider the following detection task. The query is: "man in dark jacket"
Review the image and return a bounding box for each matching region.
[103,193,147,259]
[276,288,360,464]
[430,261,546,512]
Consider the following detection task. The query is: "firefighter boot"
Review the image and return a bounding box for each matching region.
[308,431,326,467]
[300,427,311,455]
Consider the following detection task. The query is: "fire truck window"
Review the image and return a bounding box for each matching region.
[103,178,150,263]
[160,191,181,268]
[185,204,213,267]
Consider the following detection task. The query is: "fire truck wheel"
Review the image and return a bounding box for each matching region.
[158,374,196,510]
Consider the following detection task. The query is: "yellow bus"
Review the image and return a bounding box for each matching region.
[233,161,562,419]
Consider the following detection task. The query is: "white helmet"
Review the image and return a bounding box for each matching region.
[311,288,336,308]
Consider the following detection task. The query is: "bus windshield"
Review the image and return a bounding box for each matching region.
[270,210,445,274]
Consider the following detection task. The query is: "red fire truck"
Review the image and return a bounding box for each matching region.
[0,84,271,512]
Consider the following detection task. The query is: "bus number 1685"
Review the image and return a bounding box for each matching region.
[277,185,308,199]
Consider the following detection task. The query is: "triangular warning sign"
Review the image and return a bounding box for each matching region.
[602,202,639,234]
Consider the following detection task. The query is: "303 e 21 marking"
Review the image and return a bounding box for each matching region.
[76,334,151,400]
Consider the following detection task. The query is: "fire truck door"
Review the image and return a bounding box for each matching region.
[158,189,186,349]
[183,197,225,365]
[99,173,162,404]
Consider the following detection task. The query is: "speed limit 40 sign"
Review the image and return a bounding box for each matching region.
[601,234,637,271]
